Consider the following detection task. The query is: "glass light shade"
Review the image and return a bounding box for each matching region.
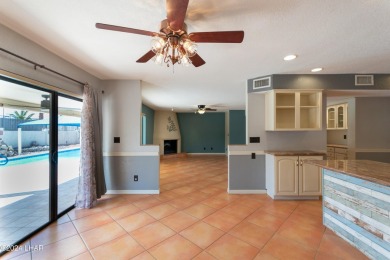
[181,55,191,67]
[151,37,165,53]
[154,53,164,65]
[183,40,198,57]
[198,109,205,114]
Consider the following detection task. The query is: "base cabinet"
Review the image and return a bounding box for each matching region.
[275,156,299,196]
[327,146,348,160]
[266,154,323,199]
[299,156,323,196]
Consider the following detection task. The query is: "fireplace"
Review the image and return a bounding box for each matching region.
[164,139,177,155]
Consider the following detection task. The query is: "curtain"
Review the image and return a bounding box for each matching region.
[75,84,106,208]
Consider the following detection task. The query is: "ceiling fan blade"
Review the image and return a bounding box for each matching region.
[189,31,244,43]
[136,50,156,63]
[166,0,189,31]
[189,54,205,67]
[205,108,217,111]
[96,23,156,37]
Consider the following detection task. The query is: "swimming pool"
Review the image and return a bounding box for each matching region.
[0,148,80,167]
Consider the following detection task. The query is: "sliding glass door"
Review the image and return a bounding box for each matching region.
[57,96,82,214]
[0,77,82,255]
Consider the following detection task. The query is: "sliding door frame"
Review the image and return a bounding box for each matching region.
[0,75,81,256]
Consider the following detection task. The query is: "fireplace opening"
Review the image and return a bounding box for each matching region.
[164,139,177,155]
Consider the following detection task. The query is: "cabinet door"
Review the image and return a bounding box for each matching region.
[327,107,336,129]
[275,156,299,196]
[335,153,348,159]
[337,105,344,129]
[299,156,322,196]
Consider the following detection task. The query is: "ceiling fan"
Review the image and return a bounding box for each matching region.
[95,0,244,67]
[196,105,216,114]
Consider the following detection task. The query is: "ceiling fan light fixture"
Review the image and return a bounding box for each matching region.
[197,109,205,114]
[154,53,164,65]
[183,40,197,57]
[151,36,166,53]
[181,55,191,67]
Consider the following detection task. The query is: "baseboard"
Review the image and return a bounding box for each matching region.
[187,153,226,156]
[228,189,267,194]
[272,195,320,200]
[106,190,160,195]
[228,151,265,156]
[103,152,159,156]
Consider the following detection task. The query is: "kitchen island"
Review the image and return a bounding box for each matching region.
[306,160,390,259]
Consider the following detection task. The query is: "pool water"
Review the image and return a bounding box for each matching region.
[1,149,80,167]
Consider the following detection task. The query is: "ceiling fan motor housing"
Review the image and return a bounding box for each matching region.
[159,19,187,36]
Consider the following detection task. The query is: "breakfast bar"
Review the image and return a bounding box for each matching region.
[306,160,390,259]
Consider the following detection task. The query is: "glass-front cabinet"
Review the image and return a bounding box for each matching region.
[327,103,347,129]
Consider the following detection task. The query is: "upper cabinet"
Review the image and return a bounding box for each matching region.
[327,103,348,129]
[265,90,322,131]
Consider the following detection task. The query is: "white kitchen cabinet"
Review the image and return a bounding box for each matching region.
[266,154,323,199]
[299,156,323,196]
[326,146,348,159]
[334,147,348,159]
[265,90,322,131]
[327,103,347,129]
[274,156,299,196]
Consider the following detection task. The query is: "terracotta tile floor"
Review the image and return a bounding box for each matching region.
[2,155,369,260]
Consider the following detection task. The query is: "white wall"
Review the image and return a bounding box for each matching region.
[3,130,79,148]
[102,80,158,154]
[0,24,101,95]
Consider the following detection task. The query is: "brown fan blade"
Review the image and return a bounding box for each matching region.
[189,54,205,67]
[166,0,189,31]
[189,31,244,43]
[96,23,156,37]
[205,108,217,111]
[136,50,155,63]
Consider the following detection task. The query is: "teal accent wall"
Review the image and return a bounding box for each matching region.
[141,104,154,145]
[177,112,225,153]
[229,110,246,144]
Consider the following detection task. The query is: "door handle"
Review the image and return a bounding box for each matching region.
[51,151,58,164]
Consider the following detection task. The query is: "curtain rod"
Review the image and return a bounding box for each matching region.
[0,47,85,86]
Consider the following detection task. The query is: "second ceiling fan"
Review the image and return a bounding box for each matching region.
[96,0,244,67]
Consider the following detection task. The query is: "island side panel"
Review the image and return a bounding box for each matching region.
[322,169,390,259]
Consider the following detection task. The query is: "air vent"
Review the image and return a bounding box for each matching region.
[253,76,271,90]
[355,75,374,86]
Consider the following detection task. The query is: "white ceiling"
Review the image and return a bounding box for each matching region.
[1,0,390,112]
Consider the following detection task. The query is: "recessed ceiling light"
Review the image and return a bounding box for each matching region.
[283,54,297,61]
[311,67,323,72]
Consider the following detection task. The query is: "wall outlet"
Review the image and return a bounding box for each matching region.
[344,135,347,139]
[134,175,138,182]
[114,137,120,143]
[251,153,256,159]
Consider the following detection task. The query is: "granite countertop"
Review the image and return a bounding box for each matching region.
[305,160,390,187]
[327,144,348,148]
[265,150,326,156]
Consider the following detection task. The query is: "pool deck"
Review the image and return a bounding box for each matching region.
[0,178,78,248]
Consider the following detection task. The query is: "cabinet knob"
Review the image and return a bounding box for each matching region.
[296,160,299,166]
[300,160,303,166]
